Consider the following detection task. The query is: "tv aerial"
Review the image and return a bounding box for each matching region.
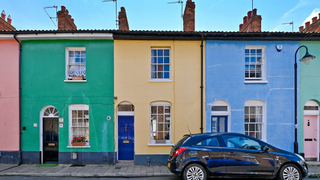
[282,21,294,32]
[103,0,118,28]
[44,6,58,27]
[167,1,184,19]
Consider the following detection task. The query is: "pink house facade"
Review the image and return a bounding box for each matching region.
[0,10,20,164]
[0,37,19,164]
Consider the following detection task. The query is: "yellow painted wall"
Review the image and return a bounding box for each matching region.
[114,40,205,155]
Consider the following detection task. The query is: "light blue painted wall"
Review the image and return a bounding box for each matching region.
[205,40,300,152]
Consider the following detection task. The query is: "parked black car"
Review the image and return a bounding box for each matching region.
[167,132,308,180]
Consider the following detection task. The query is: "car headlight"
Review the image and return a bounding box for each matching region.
[295,153,305,162]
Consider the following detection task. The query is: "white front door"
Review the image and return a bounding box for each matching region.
[304,115,318,159]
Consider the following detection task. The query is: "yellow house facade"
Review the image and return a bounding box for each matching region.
[114,38,205,165]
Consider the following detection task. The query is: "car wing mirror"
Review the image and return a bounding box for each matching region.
[262,145,269,152]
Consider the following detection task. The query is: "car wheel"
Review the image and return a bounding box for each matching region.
[183,163,207,180]
[278,164,302,180]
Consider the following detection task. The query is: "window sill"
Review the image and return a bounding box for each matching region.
[149,79,172,83]
[67,146,90,148]
[244,81,268,84]
[148,143,174,147]
[64,80,87,83]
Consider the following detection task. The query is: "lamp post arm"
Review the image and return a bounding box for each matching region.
[293,45,309,154]
[295,45,309,63]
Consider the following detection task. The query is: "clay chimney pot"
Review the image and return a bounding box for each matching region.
[247,11,252,20]
[1,10,6,20]
[121,7,125,12]
[305,21,310,27]
[243,16,248,24]
[253,8,257,16]
[312,17,317,23]
[7,15,12,24]
[299,26,304,32]
[61,6,66,12]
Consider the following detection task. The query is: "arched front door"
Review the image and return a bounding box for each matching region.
[42,106,59,163]
[211,100,230,133]
[117,102,135,161]
[303,100,319,161]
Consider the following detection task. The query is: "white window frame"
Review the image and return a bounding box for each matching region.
[244,100,266,141]
[150,48,172,82]
[65,47,87,82]
[244,45,267,83]
[211,100,231,133]
[68,104,90,148]
[149,102,172,145]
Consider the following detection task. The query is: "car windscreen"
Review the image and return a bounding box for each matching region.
[174,135,190,148]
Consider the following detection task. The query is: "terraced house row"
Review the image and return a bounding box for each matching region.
[1,0,320,165]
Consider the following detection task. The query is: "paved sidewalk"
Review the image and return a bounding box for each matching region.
[0,163,174,178]
[0,162,319,178]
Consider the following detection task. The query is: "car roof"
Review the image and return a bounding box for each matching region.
[189,132,249,137]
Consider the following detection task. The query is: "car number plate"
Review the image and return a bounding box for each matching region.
[167,163,170,168]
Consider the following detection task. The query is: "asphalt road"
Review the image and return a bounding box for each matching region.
[0,177,316,180]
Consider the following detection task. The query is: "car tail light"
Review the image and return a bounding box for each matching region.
[173,147,187,157]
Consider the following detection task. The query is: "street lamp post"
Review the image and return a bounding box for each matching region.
[294,45,316,154]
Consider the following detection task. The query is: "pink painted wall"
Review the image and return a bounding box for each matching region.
[0,40,19,151]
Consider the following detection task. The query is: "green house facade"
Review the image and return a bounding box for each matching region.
[300,41,320,161]
[19,32,115,164]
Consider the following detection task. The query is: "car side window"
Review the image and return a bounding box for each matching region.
[195,137,220,147]
[222,135,261,150]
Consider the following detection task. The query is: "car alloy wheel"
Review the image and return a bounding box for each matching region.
[183,164,207,180]
[279,164,301,180]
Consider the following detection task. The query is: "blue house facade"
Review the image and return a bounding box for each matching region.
[205,40,300,152]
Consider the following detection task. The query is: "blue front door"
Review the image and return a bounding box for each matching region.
[211,116,228,133]
[118,116,134,160]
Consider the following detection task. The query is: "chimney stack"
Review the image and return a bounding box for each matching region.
[300,13,320,32]
[119,7,129,31]
[183,0,195,32]
[57,6,77,30]
[239,8,262,32]
[0,10,15,30]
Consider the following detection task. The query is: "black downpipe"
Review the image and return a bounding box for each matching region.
[200,34,204,134]
[13,34,22,165]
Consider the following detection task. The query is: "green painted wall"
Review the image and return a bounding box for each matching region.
[300,41,320,153]
[21,39,114,152]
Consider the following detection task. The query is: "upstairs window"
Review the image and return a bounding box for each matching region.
[245,46,266,82]
[151,49,170,80]
[66,47,86,81]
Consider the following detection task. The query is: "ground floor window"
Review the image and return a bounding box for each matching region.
[244,100,265,140]
[69,105,89,146]
[150,102,171,144]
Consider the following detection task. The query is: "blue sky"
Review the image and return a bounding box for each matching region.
[1,0,320,32]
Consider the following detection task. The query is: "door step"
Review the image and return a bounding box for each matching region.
[116,161,134,166]
[305,158,317,161]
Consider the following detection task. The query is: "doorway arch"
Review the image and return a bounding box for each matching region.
[40,106,59,164]
[211,100,230,133]
[117,102,135,161]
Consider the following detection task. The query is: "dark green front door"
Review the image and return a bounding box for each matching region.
[43,118,59,163]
